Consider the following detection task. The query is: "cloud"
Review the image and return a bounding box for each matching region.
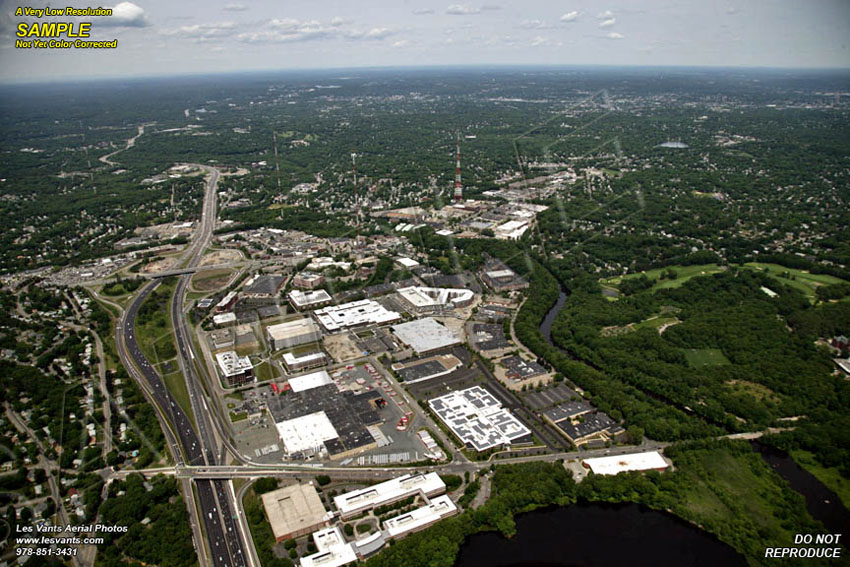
[223,3,247,12]
[330,16,349,27]
[597,10,614,19]
[519,19,548,30]
[100,2,149,27]
[392,39,409,47]
[560,11,579,23]
[481,4,501,10]
[599,18,616,28]
[165,21,236,39]
[413,8,435,15]
[446,4,481,15]
[236,18,394,43]
[606,32,624,39]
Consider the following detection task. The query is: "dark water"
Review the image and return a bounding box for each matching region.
[454,503,747,567]
[540,290,567,344]
[753,442,850,536]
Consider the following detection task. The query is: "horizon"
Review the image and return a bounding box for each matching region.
[2,0,848,84]
[2,62,850,88]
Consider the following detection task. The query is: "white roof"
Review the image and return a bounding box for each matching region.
[312,526,348,553]
[428,385,531,451]
[289,289,332,307]
[287,370,333,392]
[314,299,400,332]
[396,287,474,310]
[267,318,321,341]
[395,257,420,268]
[212,312,237,325]
[282,351,327,366]
[391,318,461,354]
[275,411,338,456]
[216,290,238,309]
[333,473,445,518]
[583,451,669,476]
[215,351,253,377]
[300,534,357,567]
[383,495,457,539]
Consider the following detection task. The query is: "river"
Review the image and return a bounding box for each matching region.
[455,502,747,567]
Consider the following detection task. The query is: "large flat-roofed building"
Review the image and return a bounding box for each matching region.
[314,299,401,333]
[267,318,322,350]
[494,219,530,240]
[548,409,621,446]
[275,411,339,458]
[300,527,358,567]
[396,286,475,313]
[288,289,333,311]
[383,495,458,539]
[268,376,382,461]
[287,370,333,392]
[428,386,532,451]
[282,351,328,373]
[333,472,446,520]
[241,274,286,303]
[214,351,254,386]
[391,318,462,356]
[582,451,669,476]
[261,484,329,542]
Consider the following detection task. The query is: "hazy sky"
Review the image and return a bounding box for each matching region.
[1,0,849,83]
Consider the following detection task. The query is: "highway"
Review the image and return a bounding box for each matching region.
[116,166,250,567]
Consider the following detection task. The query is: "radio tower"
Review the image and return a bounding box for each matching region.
[453,133,463,203]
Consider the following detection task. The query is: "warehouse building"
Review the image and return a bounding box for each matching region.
[428,386,532,451]
[266,318,322,351]
[288,289,332,311]
[241,274,286,303]
[396,286,475,313]
[261,484,329,542]
[333,472,446,520]
[282,351,328,373]
[314,299,401,332]
[582,451,670,476]
[268,372,382,461]
[214,351,254,386]
[391,318,462,356]
[215,291,238,312]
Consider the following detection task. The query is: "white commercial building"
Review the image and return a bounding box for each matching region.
[287,370,333,392]
[391,318,462,355]
[333,473,446,520]
[282,351,328,372]
[267,318,322,350]
[214,351,253,385]
[314,299,401,332]
[383,495,458,539]
[428,386,531,451]
[396,286,475,313]
[212,312,237,326]
[275,411,338,458]
[494,220,530,240]
[395,257,420,269]
[582,451,669,476]
[288,289,333,310]
[300,527,358,567]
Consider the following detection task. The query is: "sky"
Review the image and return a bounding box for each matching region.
[0,0,849,83]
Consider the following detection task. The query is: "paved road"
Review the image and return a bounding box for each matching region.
[117,166,249,567]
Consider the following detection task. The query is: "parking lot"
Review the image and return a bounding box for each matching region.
[522,383,583,411]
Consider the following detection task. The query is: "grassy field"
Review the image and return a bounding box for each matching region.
[633,315,679,331]
[790,449,850,510]
[253,361,276,383]
[162,369,195,423]
[683,348,731,367]
[667,442,825,565]
[601,264,725,292]
[191,268,234,292]
[743,262,848,302]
